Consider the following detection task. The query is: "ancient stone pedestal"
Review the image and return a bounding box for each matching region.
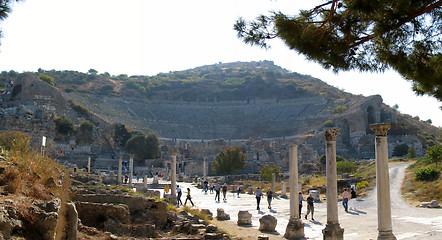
[216,208,230,220]
[237,210,252,226]
[259,215,277,232]
[284,218,305,240]
[284,144,305,239]
[370,123,396,240]
[323,223,344,240]
[323,128,344,240]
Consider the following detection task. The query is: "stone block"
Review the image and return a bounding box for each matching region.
[216,208,230,221]
[201,209,213,220]
[237,210,252,226]
[259,214,277,232]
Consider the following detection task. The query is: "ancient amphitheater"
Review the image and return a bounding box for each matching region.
[70,94,337,141]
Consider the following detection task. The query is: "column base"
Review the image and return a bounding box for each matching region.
[378,230,396,240]
[284,218,305,240]
[322,222,344,240]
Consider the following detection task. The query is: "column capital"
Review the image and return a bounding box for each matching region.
[370,123,391,136]
[171,150,178,155]
[325,128,340,141]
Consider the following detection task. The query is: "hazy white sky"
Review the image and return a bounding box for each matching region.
[0,0,440,127]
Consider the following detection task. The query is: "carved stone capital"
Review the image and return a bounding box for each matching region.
[370,123,391,136]
[325,128,340,141]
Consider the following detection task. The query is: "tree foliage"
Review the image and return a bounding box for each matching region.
[235,0,442,100]
[54,115,75,134]
[426,144,442,167]
[212,146,246,175]
[337,160,357,175]
[407,146,417,159]
[125,132,160,162]
[259,163,281,182]
[393,144,409,157]
[318,154,345,165]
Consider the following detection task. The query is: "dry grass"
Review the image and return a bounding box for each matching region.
[0,131,65,200]
[401,158,442,205]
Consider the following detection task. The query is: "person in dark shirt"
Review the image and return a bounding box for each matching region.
[222,184,228,200]
[267,187,273,209]
[305,193,314,221]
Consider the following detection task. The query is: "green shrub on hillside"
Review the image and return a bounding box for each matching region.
[72,103,89,116]
[334,105,347,114]
[38,74,54,86]
[356,180,369,190]
[54,115,75,134]
[414,166,440,181]
[324,120,334,127]
[80,120,93,131]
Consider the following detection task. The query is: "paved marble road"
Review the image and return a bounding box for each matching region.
[150,164,441,240]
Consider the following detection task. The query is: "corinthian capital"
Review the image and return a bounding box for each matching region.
[325,128,340,141]
[370,123,391,136]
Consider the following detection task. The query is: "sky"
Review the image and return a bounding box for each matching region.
[0,0,440,127]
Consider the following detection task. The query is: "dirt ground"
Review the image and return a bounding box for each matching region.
[212,219,285,240]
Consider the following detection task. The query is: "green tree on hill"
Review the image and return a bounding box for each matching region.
[125,132,160,163]
[426,144,442,167]
[212,146,246,175]
[260,163,281,182]
[235,0,442,100]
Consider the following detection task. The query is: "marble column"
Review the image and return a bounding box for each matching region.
[281,182,287,198]
[170,152,177,204]
[129,154,134,185]
[370,123,396,240]
[143,174,148,189]
[118,156,122,185]
[322,128,344,240]
[203,158,207,179]
[87,157,91,174]
[271,173,276,194]
[284,144,304,239]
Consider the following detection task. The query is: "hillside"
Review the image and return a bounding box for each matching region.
[0,61,440,166]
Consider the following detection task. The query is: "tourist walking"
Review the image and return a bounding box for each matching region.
[184,188,194,207]
[222,184,228,200]
[177,185,183,206]
[350,185,357,210]
[267,187,273,209]
[164,184,170,198]
[237,186,241,197]
[255,187,263,210]
[305,193,314,221]
[203,179,209,193]
[210,183,214,194]
[298,192,304,218]
[342,188,350,212]
[215,183,221,201]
